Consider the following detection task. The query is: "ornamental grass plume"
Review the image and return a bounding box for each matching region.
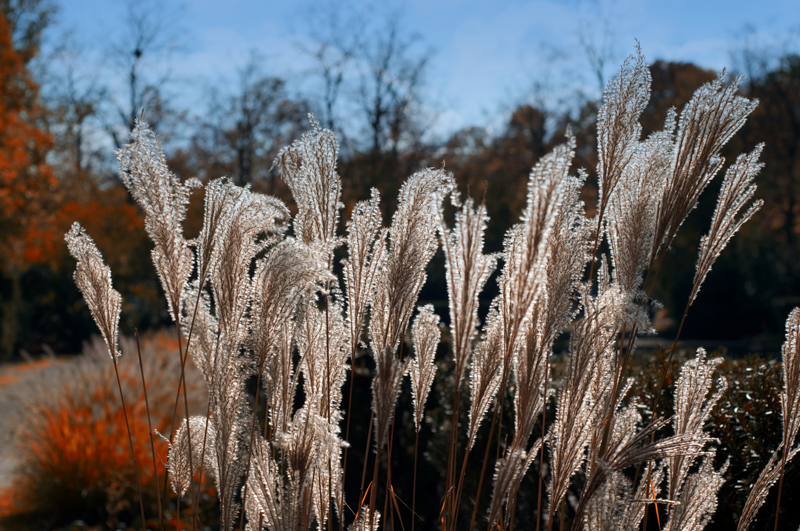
[59,47,791,531]
[738,308,800,531]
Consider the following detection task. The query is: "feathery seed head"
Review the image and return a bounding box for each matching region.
[276,114,343,247]
[65,222,123,360]
[116,119,200,322]
[410,304,441,432]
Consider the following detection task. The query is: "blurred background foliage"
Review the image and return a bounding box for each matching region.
[0,1,797,360]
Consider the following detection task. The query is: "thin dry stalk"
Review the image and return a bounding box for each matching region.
[136,329,164,531]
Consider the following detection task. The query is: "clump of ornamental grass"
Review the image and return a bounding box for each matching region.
[61,48,800,531]
[2,332,207,531]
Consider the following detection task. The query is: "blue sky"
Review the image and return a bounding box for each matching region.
[53,0,800,139]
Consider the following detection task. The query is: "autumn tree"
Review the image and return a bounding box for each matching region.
[0,7,55,358]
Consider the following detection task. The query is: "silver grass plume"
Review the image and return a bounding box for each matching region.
[265,320,298,436]
[573,406,713,530]
[498,136,576,373]
[298,300,349,417]
[607,111,675,295]
[194,177,242,285]
[350,507,381,531]
[410,304,441,432]
[245,242,332,529]
[439,193,497,387]
[583,462,668,531]
[296,303,327,415]
[252,239,331,411]
[653,74,758,256]
[781,308,800,474]
[739,307,800,531]
[65,223,122,360]
[181,279,219,384]
[664,453,728,531]
[369,168,454,449]
[738,445,800,531]
[514,169,589,445]
[309,408,349,528]
[343,189,387,355]
[690,145,764,306]
[488,171,589,527]
[584,461,671,531]
[277,408,318,523]
[196,177,288,296]
[620,461,666,531]
[596,47,651,223]
[276,114,343,247]
[467,306,504,451]
[165,416,217,497]
[668,348,727,503]
[209,332,248,531]
[583,470,631,531]
[583,461,667,531]
[548,277,621,517]
[246,434,298,531]
[199,183,292,531]
[210,180,290,343]
[272,407,346,529]
[116,119,200,321]
[487,440,542,528]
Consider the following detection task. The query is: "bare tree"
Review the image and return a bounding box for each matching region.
[576,0,619,95]
[357,15,432,155]
[105,0,183,148]
[41,35,107,177]
[193,53,310,187]
[296,0,364,133]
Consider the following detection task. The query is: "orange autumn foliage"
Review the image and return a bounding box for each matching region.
[0,10,56,270]
[40,187,147,268]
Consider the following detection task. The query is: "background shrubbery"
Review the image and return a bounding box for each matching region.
[0,2,797,360]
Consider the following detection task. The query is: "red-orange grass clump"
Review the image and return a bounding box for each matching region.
[5,332,212,530]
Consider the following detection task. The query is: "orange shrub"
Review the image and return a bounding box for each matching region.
[4,331,210,530]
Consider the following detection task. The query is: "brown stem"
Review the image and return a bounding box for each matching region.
[452,440,471,531]
[175,327,200,531]
[112,357,147,529]
[238,349,271,531]
[359,410,375,512]
[368,443,383,530]
[341,346,358,531]
[383,411,397,531]
[774,442,789,531]
[445,382,462,527]
[135,330,163,531]
[412,429,419,531]
[535,358,550,531]
[469,399,500,531]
